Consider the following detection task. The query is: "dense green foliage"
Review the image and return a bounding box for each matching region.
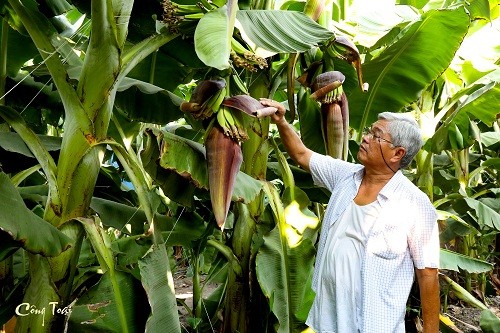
[0,0,498,332]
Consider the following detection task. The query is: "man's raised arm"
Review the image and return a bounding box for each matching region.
[260,98,313,172]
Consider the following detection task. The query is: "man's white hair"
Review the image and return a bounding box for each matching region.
[378,112,423,168]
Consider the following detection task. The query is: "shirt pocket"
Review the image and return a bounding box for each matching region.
[368,224,407,260]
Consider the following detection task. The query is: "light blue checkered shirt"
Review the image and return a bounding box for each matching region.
[309,153,439,333]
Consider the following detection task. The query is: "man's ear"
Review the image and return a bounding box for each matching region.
[390,147,406,163]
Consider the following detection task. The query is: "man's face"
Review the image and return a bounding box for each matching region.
[357,120,396,167]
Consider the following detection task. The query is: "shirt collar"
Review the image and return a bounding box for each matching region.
[353,168,406,203]
[354,167,364,188]
[379,170,405,200]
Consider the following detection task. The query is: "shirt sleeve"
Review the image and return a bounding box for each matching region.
[408,194,440,269]
[309,152,359,192]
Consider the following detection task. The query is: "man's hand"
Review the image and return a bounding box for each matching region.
[259,98,312,171]
[260,98,286,125]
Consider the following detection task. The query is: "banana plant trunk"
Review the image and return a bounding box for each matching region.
[8,0,130,331]
[223,74,272,333]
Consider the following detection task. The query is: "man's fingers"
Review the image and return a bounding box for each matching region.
[259,98,285,114]
[253,107,278,118]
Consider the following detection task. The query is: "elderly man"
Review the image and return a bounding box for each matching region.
[260,99,440,333]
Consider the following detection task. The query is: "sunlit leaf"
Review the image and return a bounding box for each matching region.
[480,132,500,147]
[394,0,429,10]
[257,183,317,331]
[466,0,491,21]
[354,2,419,47]
[236,10,333,54]
[347,7,470,132]
[439,249,493,273]
[465,197,500,230]
[194,7,231,70]
[429,83,500,152]
[139,243,181,333]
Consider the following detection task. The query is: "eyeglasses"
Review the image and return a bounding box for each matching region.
[363,127,393,145]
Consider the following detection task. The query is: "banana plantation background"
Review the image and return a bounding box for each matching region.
[0,0,499,332]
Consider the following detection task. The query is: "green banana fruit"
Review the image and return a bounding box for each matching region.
[217,106,248,141]
[229,74,248,96]
[180,79,226,119]
[230,38,267,72]
[207,85,226,113]
[325,35,367,91]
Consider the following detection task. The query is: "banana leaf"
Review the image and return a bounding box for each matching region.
[115,86,185,125]
[296,87,325,155]
[195,7,232,70]
[464,0,491,21]
[143,129,263,207]
[347,7,471,133]
[429,82,500,153]
[2,23,39,76]
[0,172,72,260]
[464,197,500,230]
[439,249,493,273]
[257,183,317,332]
[236,10,333,53]
[14,255,61,333]
[480,132,500,147]
[0,132,61,157]
[66,60,188,125]
[480,309,500,333]
[138,243,182,333]
[193,9,333,69]
[67,271,150,333]
[90,196,206,244]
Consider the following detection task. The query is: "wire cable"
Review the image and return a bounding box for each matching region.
[377,138,397,173]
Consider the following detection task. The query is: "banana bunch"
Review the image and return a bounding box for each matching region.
[230,38,268,72]
[310,71,345,103]
[229,73,248,96]
[324,35,368,91]
[162,0,213,34]
[206,86,227,114]
[216,105,248,141]
[180,80,226,120]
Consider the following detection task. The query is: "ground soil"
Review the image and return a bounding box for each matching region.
[445,296,500,333]
[174,267,221,333]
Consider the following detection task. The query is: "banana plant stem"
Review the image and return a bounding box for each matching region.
[0,19,7,105]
